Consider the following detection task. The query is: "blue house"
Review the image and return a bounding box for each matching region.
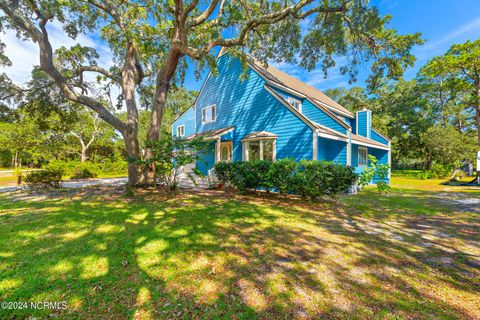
[172,52,391,185]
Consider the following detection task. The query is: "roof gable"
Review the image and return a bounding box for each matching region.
[249,59,354,118]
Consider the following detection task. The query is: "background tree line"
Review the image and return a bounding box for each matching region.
[325,39,480,172]
[0,67,196,169]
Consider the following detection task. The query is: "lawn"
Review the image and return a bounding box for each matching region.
[0,179,479,319]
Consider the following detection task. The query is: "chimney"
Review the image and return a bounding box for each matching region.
[356,108,371,138]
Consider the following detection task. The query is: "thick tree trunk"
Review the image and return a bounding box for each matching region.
[123,127,143,186]
[122,43,144,187]
[144,47,182,185]
[144,78,169,185]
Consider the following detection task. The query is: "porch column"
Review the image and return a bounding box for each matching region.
[216,138,221,163]
[346,130,352,166]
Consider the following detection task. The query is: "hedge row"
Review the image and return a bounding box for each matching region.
[45,160,128,179]
[214,159,358,199]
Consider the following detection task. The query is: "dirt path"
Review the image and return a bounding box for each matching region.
[434,192,480,213]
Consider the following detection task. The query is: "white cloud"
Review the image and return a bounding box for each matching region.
[270,56,350,91]
[415,17,480,61]
[1,20,113,85]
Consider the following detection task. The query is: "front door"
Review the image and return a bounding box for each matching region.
[219,141,233,162]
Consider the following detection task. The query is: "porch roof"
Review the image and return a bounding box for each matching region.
[185,126,234,141]
[351,134,389,150]
[313,122,348,141]
[242,131,278,141]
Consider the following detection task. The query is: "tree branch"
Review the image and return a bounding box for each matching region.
[0,0,126,133]
[182,0,348,58]
[186,0,219,28]
[83,0,125,30]
[78,65,122,83]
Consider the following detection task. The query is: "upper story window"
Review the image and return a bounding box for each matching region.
[176,125,185,137]
[358,147,368,167]
[286,97,302,113]
[202,104,216,124]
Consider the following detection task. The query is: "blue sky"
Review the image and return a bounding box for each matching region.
[3,1,480,94]
[182,0,480,92]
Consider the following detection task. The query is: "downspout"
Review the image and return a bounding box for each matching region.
[347,129,352,166]
[312,129,318,160]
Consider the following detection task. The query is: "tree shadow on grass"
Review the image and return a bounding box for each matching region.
[0,187,478,319]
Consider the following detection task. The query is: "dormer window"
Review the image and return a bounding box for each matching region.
[202,104,216,124]
[176,125,185,137]
[286,97,302,113]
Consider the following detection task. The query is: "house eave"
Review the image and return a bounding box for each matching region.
[351,139,390,151]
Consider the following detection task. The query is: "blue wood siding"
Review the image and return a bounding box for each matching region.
[356,110,371,138]
[194,55,313,172]
[371,129,389,145]
[172,106,196,137]
[332,112,355,130]
[302,100,347,134]
[317,137,347,165]
[196,142,216,175]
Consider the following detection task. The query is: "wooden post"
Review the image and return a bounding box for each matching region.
[216,138,221,163]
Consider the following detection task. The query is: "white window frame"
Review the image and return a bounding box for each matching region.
[286,97,302,113]
[358,146,368,167]
[201,104,216,124]
[176,125,185,137]
[242,139,276,161]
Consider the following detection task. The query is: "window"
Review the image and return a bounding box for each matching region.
[358,147,368,167]
[248,141,261,161]
[244,139,276,161]
[176,125,185,137]
[286,97,302,113]
[219,142,233,162]
[202,105,216,124]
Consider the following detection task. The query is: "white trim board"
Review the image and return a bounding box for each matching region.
[352,140,390,151]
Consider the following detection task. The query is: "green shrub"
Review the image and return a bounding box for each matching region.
[266,159,296,194]
[359,155,391,193]
[24,168,63,188]
[292,160,357,199]
[391,170,422,179]
[71,166,99,179]
[217,160,271,193]
[100,160,128,175]
[416,171,430,180]
[214,159,357,199]
[138,135,210,190]
[429,163,452,179]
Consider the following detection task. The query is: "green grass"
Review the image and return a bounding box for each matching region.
[0,179,479,319]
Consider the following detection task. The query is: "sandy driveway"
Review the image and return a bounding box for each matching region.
[0,177,128,193]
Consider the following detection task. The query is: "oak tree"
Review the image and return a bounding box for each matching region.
[0,0,422,185]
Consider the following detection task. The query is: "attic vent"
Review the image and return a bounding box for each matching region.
[286,97,302,113]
